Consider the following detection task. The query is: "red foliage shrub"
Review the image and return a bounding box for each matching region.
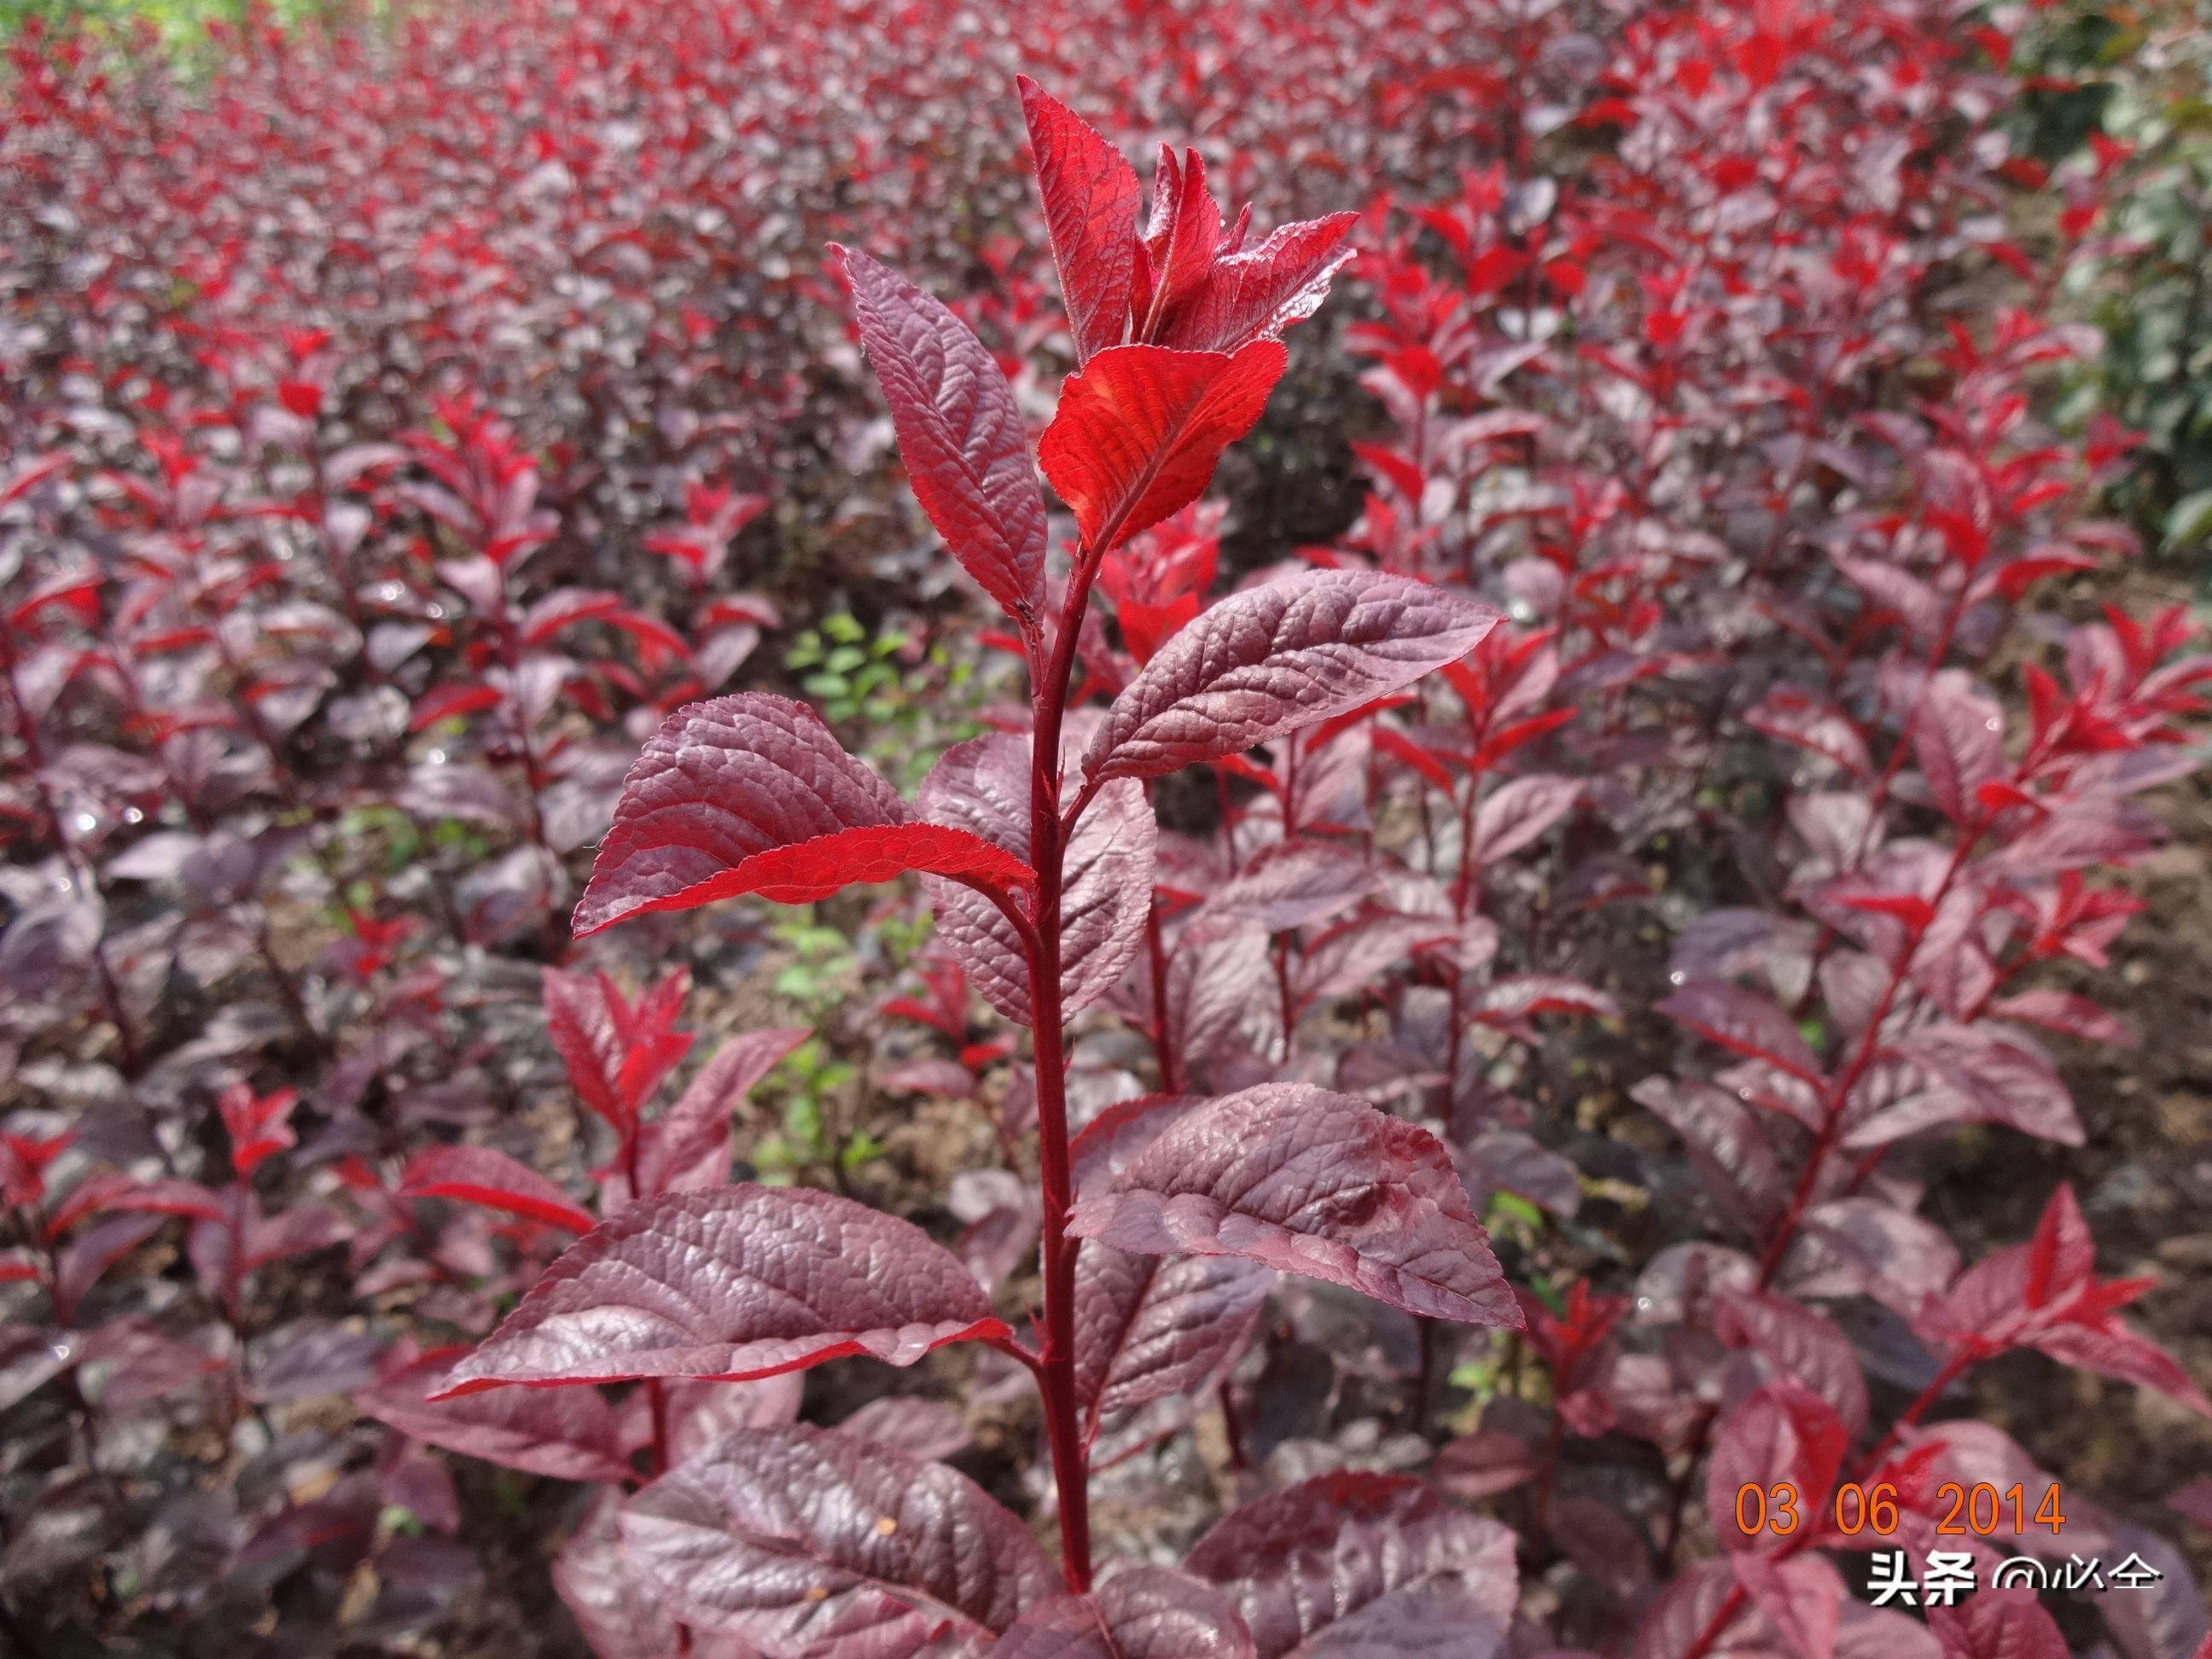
[1,2,2206,1655]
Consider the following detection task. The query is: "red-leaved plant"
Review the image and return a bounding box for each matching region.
[412,81,1533,1650]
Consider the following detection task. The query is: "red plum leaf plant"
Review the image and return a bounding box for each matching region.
[422,81,1528,1653]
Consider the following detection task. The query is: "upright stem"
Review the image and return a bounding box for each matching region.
[1024,555,1103,1593]
[1144,899,1179,1094]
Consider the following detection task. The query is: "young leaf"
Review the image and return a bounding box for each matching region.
[1185,1470,1516,1659]
[835,247,1047,626]
[1067,1083,1521,1327]
[398,1145,597,1234]
[1155,214,1359,354]
[431,1186,1006,1397]
[619,1424,1057,1651]
[1016,78,1141,366]
[918,731,1155,1024]
[573,695,1033,937]
[1039,341,1287,552]
[990,1568,1257,1658]
[355,1348,632,1484]
[1081,572,1499,786]
[627,1027,812,1199]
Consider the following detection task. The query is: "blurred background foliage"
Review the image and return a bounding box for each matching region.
[2016,0,2212,569]
[4,0,2207,573]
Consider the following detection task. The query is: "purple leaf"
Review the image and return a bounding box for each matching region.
[1731,1555,1844,1659]
[1927,1592,2069,1659]
[656,1374,807,1469]
[1911,670,2005,825]
[431,1187,1006,1397]
[1630,1077,1785,1237]
[1712,1287,1870,1437]
[1082,572,1499,786]
[1636,1559,1802,1659]
[1459,1131,1582,1220]
[398,1144,596,1233]
[836,246,1047,626]
[1185,1471,1516,1659]
[1073,1244,1272,1441]
[919,732,1155,1024]
[1203,843,1377,933]
[554,1493,760,1659]
[619,1424,1057,1651]
[1706,1379,1848,1554]
[1156,917,1276,1071]
[1875,1024,2083,1147]
[1069,1084,1519,1327]
[835,1396,973,1463]
[573,696,1033,937]
[1017,79,1141,366]
[1465,775,1580,866]
[1656,977,1825,1084]
[1745,685,1871,776]
[989,1567,1256,1658]
[355,1349,634,1484]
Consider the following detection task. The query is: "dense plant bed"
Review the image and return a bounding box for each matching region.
[1,1,2209,1656]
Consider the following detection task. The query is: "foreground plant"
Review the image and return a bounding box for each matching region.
[416,82,1523,1647]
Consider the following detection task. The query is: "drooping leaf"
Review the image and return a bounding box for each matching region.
[1656,977,1825,1085]
[1875,1024,2083,1147]
[918,732,1154,1024]
[1073,1243,1272,1444]
[1082,572,1499,786]
[989,1568,1256,1658]
[432,1187,1006,1397]
[1039,341,1287,552]
[573,696,1033,937]
[398,1145,596,1234]
[1068,1084,1521,1327]
[619,1424,1057,1654]
[355,1349,632,1484]
[1630,1077,1785,1237]
[1185,1471,1516,1659]
[836,246,1047,626]
[1464,775,1580,866]
[1712,1287,1870,1436]
[1016,79,1141,366]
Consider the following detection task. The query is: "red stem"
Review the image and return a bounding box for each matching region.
[1022,545,1107,1593]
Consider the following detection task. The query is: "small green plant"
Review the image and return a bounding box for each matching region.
[782,610,988,786]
